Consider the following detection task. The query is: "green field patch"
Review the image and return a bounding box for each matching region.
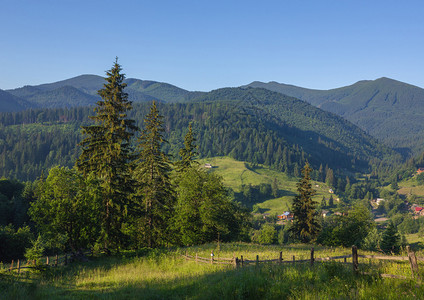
[199,157,338,214]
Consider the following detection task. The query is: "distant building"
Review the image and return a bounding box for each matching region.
[204,163,212,169]
[278,211,293,221]
[329,189,334,194]
[376,198,385,205]
[417,168,424,174]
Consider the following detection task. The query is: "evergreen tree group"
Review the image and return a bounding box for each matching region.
[27,60,248,253]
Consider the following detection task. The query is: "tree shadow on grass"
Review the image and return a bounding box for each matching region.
[4,253,424,299]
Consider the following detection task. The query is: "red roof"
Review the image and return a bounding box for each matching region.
[415,207,423,212]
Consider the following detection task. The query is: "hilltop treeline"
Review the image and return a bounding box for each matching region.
[0,88,403,182]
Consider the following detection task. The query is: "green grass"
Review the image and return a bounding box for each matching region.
[397,176,424,198]
[2,244,424,299]
[199,156,338,214]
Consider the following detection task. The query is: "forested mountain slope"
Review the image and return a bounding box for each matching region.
[0,89,30,112]
[0,88,399,181]
[246,78,424,156]
[5,75,204,111]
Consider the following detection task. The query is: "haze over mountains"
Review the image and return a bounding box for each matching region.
[246,78,424,156]
[1,75,424,159]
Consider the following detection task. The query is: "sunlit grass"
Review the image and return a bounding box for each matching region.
[199,156,338,214]
[2,243,424,299]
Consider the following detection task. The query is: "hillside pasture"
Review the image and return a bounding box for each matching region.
[1,243,424,299]
[200,156,337,214]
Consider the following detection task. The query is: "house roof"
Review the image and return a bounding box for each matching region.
[415,207,423,212]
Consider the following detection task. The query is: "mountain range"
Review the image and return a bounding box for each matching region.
[0,86,399,181]
[1,74,424,159]
[4,75,205,109]
[245,78,424,156]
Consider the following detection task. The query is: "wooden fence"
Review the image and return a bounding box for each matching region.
[183,245,423,281]
[2,250,93,274]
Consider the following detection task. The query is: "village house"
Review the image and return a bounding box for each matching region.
[204,163,212,169]
[370,198,385,208]
[417,167,424,174]
[277,211,294,222]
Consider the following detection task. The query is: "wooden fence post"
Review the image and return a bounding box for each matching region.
[407,246,420,281]
[241,255,244,267]
[344,257,347,264]
[279,252,283,264]
[55,254,58,267]
[310,248,315,266]
[10,260,14,272]
[211,251,214,264]
[234,257,239,268]
[256,255,259,266]
[46,256,49,266]
[17,260,20,274]
[195,253,198,263]
[352,246,358,273]
[293,255,295,264]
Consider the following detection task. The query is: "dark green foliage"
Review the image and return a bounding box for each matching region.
[290,162,321,243]
[0,225,33,262]
[320,196,327,208]
[252,223,277,244]
[133,101,174,248]
[317,204,375,248]
[328,195,334,207]
[76,59,138,250]
[0,179,31,227]
[173,167,250,245]
[236,183,275,208]
[325,168,334,187]
[380,221,402,254]
[175,122,198,173]
[416,173,424,185]
[29,167,100,252]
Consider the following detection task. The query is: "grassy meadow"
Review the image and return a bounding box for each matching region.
[2,243,424,299]
[199,156,337,215]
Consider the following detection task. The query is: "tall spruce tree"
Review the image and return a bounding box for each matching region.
[133,101,174,248]
[175,122,198,173]
[76,58,137,251]
[290,162,321,243]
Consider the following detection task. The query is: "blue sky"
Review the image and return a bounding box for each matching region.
[1,0,423,91]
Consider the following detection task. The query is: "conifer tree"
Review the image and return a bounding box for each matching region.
[380,221,401,254]
[290,162,321,243]
[76,58,137,251]
[133,101,174,248]
[175,122,198,173]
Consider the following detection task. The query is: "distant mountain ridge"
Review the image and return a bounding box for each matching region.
[0,87,399,180]
[0,89,31,112]
[245,78,424,156]
[3,74,424,157]
[6,75,206,110]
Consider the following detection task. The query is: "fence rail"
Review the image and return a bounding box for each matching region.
[183,246,423,281]
[3,250,93,274]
